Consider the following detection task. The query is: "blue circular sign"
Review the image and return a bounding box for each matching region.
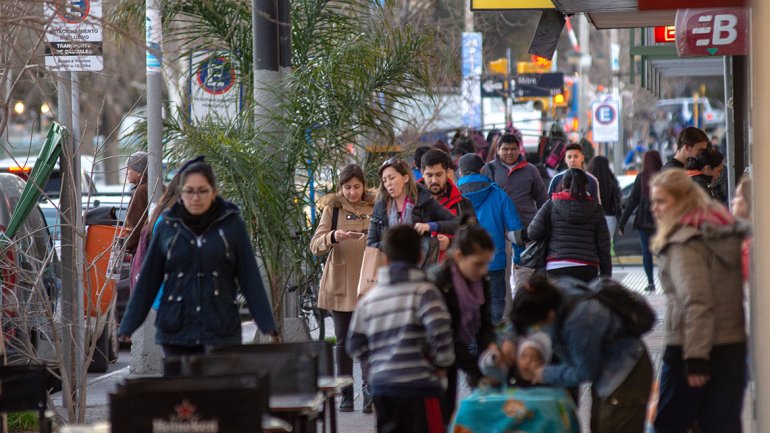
[594,104,617,125]
[57,0,90,24]
[196,56,236,95]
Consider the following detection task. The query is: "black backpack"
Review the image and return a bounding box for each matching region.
[561,278,656,337]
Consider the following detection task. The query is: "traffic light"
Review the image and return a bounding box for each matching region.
[488,58,508,75]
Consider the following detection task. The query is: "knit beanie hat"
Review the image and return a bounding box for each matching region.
[127,151,148,174]
[458,153,485,176]
[518,332,552,364]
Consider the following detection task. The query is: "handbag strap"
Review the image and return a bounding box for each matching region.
[331,207,340,231]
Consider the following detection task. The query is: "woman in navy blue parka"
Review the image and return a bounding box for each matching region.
[119,157,277,356]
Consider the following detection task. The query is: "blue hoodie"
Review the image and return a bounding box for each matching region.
[457,173,524,269]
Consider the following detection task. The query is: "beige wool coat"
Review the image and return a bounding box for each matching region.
[310,192,375,312]
[657,221,749,362]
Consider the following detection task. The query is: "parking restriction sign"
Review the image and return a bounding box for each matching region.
[44,0,103,71]
[592,100,620,142]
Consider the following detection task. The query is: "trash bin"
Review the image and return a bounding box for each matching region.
[84,206,126,317]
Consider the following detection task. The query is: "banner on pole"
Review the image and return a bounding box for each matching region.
[146,8,163,73]
[462,33,483,129]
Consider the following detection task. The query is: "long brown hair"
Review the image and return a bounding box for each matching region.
[640,150,663,197]
[143,171,183,243]
[377,158,418,203]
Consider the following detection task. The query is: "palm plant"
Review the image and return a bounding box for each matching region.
[110,0,451,325]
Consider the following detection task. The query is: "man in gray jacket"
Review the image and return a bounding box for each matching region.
[482,132,548,291]
[482,132,548,228]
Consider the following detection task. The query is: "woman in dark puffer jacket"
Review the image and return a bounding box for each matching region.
[528,168,612,282]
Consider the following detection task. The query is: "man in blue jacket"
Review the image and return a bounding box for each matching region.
[457,154,523,323]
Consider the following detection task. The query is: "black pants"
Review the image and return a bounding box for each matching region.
[654,343,746,433]
[547,265,598,283]
[373,394,445,433]
[161,344,208,376]
[162,344,207,357]
[332,311,368,385]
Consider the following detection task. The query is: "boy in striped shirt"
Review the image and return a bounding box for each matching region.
[347,225,455,433]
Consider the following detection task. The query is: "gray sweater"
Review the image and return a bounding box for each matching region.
[346,263,455,397]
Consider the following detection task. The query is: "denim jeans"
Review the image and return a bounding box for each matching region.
[654,343,747,433]
[638,229,655,285]
[488,269,506,324]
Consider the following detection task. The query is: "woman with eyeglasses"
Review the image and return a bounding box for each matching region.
[310,164,376,413]
[368,158,459,253]
[119,156,278,358]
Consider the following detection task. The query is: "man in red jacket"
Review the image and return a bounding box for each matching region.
[420,149,475,257]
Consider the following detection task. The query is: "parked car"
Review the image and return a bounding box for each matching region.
[0,155,98,198]
[0,173,62,364]
[654,97,725,132]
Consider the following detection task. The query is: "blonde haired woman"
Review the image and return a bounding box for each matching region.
[650,169,748,433]
[310,164,375,413]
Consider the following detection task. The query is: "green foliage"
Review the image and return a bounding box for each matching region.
[7,411,38,432]
[112,0,445,323]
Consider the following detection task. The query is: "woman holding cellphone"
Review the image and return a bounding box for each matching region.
[310,164,376,413]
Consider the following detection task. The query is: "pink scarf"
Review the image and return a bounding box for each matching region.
[679,203,735,228]
[450,262,485,345]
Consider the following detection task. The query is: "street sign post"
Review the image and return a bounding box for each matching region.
[513,72,564,98]
[480,76,508,98]
[592,100,620,142]
[44,0,103,71]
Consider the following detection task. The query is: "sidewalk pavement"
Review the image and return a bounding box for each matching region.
[68,265,748,432]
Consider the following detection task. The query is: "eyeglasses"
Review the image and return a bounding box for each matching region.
[181,188,212,198]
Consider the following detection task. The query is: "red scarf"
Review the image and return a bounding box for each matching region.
[679,203,735,228]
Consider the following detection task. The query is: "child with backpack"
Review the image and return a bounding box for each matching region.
[507,274,653,433]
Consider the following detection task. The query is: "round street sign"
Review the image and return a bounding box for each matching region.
[594,103,617,125]
[591,99,620,143]
[196,56,236,95]
[57,0,91,24]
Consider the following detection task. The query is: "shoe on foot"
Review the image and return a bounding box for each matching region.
[362,383,374,414]
[645,284,655,292]
[339,386,354,412]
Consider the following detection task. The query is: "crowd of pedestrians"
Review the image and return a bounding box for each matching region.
[118,124,749,433]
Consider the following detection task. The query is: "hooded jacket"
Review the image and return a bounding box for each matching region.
[310,192,375,312]
[457,173,523,269]
[346,263,455,397]
[119,198,276,346]
[124,177,149,254]
[656,215,748,372]
[541,277,648,399]
[528,192,612,276]
[482,155,548,227]
[367,184,459,250]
